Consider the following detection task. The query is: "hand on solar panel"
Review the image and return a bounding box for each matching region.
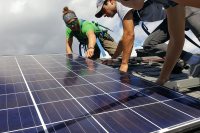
[85,48,95,58]
[119,63,128,73]
[156,76,169,86]
[85,58,95,70]
[102,59,115,66]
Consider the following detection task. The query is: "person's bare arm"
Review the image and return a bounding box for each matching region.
[66,37,73,54]
[85,30,96,58]
[112,40,123,59]
[119,11,135,72]
[156,5,185,85]
[172,0,200,8]
[119,0,144,10]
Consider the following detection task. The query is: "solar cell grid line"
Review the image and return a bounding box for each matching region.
[63,54,196,118]
[0,57,42,133]
[14,57,48,133]
[48,55,163,130]
[58,54,200,132]
[31,55,109,133]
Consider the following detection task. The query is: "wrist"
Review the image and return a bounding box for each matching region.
[88,47,94,50]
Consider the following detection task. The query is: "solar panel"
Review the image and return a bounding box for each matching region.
[0,54,200,133]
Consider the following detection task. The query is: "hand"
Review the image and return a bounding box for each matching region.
[119,63,128,72]
[85,48,94,58]
[156,77,169,86]
[102,59,114,66]
[85,58,94,70]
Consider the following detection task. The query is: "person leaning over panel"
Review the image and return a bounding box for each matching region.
[143,6,200,78]
[95,0,187,85]
[120,0,200,84]
[62,7,117,60]
[95,0,137,74]
[95,0,168,76]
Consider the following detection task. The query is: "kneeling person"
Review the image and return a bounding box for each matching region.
[63,7,117,60]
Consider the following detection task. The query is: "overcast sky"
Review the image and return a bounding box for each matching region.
[0,0,199,56]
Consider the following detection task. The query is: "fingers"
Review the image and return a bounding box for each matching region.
[85,49,94,58]
[119,63,128,72]
[102,59,113,65]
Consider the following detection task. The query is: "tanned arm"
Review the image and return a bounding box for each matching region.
[119,10,135,72]
[66,37,73,54]
[85,30,96,58]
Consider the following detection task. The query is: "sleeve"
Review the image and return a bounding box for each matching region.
[81,21,95,35]
[117,2,133,21]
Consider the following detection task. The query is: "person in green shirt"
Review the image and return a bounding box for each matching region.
[63,6,117,60]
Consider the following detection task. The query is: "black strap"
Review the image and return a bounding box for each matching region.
[141,22,150,35]
[141,22,200,49]
[185,34,200,49]
[132,0,153,26]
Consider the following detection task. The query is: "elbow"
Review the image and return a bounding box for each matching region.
[123,32,135,41]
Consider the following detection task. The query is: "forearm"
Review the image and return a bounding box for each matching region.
[158,5,185,84]
[87,32,96,49]
[66,39,73,54]
[160,40,184,79]
[121,34,134,64]
[66,45,72,54]
[112,41,123,59]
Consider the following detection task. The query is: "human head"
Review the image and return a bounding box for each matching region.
[63,7,79,31]
[95,0,117,18]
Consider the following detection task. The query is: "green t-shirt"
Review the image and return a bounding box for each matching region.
[65,19,102,44]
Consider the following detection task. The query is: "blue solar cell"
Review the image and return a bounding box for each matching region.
[28,80,61,91]
[57,77,89,87]
[14,127,44,133]
[133,103,193,128]
[16,93,33,107]
[73,69,99,76]
[77,94,125,114]
[7,94,18,109]
[94,81,132,93]
[5,84,16,94]
[0,110,8,132]
[110,90,157,107]
[66,84,104,98]
[82,74,113,83]
[0,84,6,95]
[141,86,183,101]
[94,109,160,133]
[19,107,41,128]
[32,88,72,104]
[38,99,87,124]
[67,65,88,71]
[96,67,119,74]
[32,90,51,104]
[53,88,73,100]
[165,97,200,117]
[121,75,157,89]
[47,116,106,133]
[8,108,23,131]
[24,74,53,82]
[0,95,7,110]
[51,71,77,78]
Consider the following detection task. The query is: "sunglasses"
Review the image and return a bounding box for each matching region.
[67,20,78,28]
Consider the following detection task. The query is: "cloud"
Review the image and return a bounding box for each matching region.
[0,0,199,56]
